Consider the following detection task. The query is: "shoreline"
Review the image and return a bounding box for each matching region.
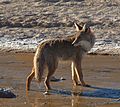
[1,37,120,55]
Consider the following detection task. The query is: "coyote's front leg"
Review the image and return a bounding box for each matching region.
[72,59,89,87]
[44,58,58,92]
[71,62,79,86]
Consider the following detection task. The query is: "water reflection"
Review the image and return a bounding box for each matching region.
[38,86,120,99]
[26,86,120,107]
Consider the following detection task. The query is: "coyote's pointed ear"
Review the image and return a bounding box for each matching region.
[74,23,83,31]
[82,23,91,32]
[82,24,87,32]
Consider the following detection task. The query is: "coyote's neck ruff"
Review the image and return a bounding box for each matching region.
[26,23,95,92]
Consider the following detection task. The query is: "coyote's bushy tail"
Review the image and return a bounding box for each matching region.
[34,47,45,82]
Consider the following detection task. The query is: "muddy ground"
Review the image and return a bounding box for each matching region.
[0,53,120,107]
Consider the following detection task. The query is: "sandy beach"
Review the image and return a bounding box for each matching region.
[0,53,120,107]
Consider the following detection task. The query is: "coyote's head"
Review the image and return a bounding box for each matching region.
[72,22,95,52]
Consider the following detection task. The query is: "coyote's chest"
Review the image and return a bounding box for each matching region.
[74,40,92,52]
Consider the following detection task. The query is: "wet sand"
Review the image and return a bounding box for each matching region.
[0,53,120,107]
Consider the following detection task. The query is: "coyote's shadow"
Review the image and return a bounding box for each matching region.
[81,86,120,99]
[44,86,120,99]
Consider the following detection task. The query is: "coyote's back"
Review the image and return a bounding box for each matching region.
[26,22,95,92]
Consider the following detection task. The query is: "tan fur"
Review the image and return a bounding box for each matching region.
[26,22,95,92]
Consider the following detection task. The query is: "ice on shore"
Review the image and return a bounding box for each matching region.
[0,36,43,52]
[89,39,120,55]
[0,36,120,55]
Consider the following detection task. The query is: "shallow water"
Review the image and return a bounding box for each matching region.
[0,53,120,107]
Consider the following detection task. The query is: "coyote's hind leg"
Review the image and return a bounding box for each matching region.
[44,58,58,91]
[26,67,35,92]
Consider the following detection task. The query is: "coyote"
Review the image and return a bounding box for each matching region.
[26,22,95,92]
